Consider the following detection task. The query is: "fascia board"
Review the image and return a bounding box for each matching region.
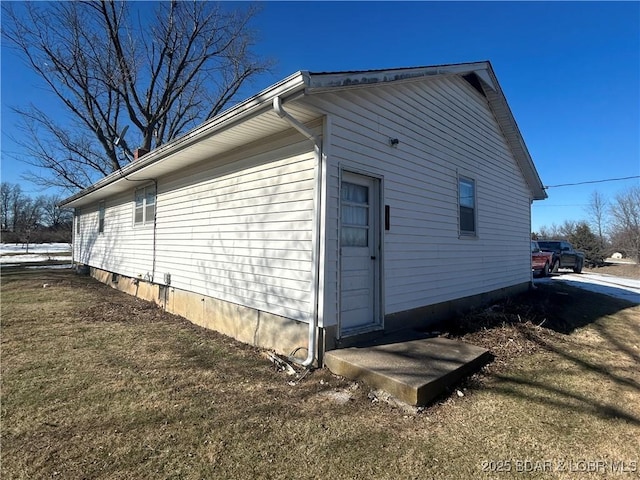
[305,61,492,94]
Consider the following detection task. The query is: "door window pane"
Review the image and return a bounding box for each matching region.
[343,205,368,226]
[341,181,370,247]
[342,182,368,204]
[341,227,368,247]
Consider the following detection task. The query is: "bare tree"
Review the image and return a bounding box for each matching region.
[41,195,73,230]
[0,183,17,231]
[558,220,577,240]
[609,186,640,261]
[3,1,271,191]
[18,195,45,229]
[536,220,580,241]
[6,183,26,233]
[0,182,42,246]
[536,223,561,240]
[585,190,608,248]
[1,182,73,243]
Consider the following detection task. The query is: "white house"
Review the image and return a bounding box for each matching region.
[61,61,547,366]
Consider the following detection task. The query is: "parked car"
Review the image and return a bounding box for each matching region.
[536,240,585,274]
[531,241,553,277]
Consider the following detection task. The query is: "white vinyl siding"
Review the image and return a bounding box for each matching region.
[157,136,316,321]
[74,130,317,323]
[307,74,532,322]
[73,191,155,277]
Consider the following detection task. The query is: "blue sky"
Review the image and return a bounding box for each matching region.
[1,1,639,233]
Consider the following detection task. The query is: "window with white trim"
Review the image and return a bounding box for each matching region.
[134,185,156,225]
[75,210,81,234]
[458,176,476,236]
[98,202,105,233]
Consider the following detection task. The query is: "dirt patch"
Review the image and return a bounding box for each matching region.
[80,298,171,323]
[585,262,639,279]
[440,280,637,377]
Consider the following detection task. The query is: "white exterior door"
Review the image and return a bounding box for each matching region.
[339,172,380,334]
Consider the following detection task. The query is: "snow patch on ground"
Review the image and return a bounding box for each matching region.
[535,273,640,305]
[0,254,72,264]
[1,243,71,254]
[0,243,72,264]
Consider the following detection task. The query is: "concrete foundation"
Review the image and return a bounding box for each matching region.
[87,265,526,368]
[326,282,530,352]
[384,282,530,332]
[89,267,309,358]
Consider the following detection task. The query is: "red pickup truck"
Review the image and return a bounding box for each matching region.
[531,241,554,277]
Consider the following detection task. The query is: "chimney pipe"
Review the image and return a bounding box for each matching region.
[134,148,149,161]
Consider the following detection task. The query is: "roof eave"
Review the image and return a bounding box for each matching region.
[60,71,309,208]
[61,61,548,207]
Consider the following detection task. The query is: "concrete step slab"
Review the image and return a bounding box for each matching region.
[324,335,492,406]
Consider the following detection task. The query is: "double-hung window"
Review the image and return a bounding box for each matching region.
[134,185,156,225]
[458,176,476,236]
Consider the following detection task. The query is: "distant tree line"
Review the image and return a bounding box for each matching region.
[0,182,72,244]
[532,186,640,265]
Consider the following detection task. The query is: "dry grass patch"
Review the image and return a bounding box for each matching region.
[585,263,639,279]
[2,269,639,479]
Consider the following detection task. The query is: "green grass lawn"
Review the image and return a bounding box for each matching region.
[2,269,639,479]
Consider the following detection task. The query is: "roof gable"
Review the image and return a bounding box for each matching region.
[302,62,546,200]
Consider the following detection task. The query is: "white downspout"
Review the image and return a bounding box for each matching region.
[530,197,536,289]
[273,96,322,367]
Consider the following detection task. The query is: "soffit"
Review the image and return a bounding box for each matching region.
[63,101,319,208]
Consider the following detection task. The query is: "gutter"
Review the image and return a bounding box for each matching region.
[273,96,322,368]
